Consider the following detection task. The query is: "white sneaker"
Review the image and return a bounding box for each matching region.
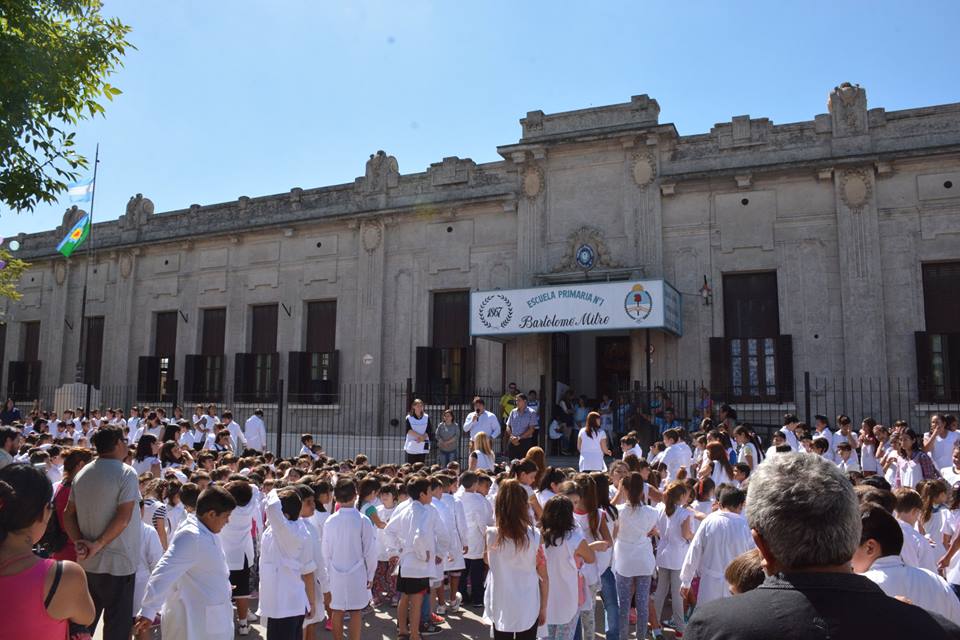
[449,593,462,613]
[238,621,250,636]
[246,611,258,622]
[436,604,447,615]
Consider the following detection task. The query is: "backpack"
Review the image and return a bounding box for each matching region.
[36,485,69,556]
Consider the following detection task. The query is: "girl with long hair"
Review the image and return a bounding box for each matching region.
[591,472,621,639]
[469,432,495,471]
[613,472,659,640]
[919,479,950,561]
[858,417,880,476]
[896,428,940,488]
[732,425,762,470]
[133,434,161,477]
[578,411,611,472]
[571,473,614,640]
[540,495,600,640]
[698,442,735,486]
[485,479,548,640]
[653,481,695,635]
[534,467,568,521]
[523,446,547,487]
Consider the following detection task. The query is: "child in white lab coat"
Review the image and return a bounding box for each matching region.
[383,477,440,640]
[259,488,317,639]
[292,483,328,635]
[459,471,494,609]
[372,485,399,607]
[220,480,259,636]
[438,473,467,614]
[134,501,164,640]
[321,477,379,640]
[134,486,238,640]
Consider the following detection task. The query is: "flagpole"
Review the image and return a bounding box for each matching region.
[75,144,99,421]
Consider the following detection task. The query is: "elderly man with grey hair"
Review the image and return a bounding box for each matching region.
[685,453,960,639]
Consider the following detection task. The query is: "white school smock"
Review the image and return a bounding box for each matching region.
[861,443,880,474]
[471,450,495,471]
[302,517,328,625]
[573,510,608,586]
[137,514,234,640]
[133,456,160,475]
[622,444,644,461]
[483,526,541,633]
[898,519,938,572]
[441,493,467,571]
[321,506,378,611]
[404,413,430,455]
[660,444,688,482]
[536,488,556,508]
[679,510,754,607]
[244,414,267,451]
[460,491,494,560]
[431,499,455,579]
[543,529,585,626]
[654,503,693,571]
[613,503,658,577]
[862,555,960,624]
[134,521,163,613]
[383,500,437,578]
[931,431,960,470]
[257,490,316,619]
[376,505,396,562]
[219,500,258,571]
[578,427,607,472]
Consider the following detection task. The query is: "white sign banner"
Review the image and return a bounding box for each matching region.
[471,279,683,337]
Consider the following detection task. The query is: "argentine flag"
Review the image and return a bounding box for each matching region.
[67,178,94,203]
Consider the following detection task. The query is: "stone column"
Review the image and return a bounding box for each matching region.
[44,260,71,388]
[512,149,547,285]
[834,166,888,383]
[626,134,664,277]
[355,219,386,385]
[103,250,139,396]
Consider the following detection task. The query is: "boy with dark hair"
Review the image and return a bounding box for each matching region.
[135,486,237,639]
[259,486,316,638]
[300,434,320,461]
[322,478,378,640]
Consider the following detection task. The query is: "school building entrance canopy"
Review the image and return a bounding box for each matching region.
[470,279,682,338]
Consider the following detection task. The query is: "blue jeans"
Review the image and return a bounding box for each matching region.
[438,449,457,467]
[600,567,621,640]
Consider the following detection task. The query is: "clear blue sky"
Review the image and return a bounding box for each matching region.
[3,0,959,238]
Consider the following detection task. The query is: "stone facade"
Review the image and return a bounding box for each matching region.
[3,83,960,409]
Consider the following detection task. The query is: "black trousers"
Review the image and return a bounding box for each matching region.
[508,437,533,460]
[464,557,487,605]
[86,572,135,640]
[494,620,539,640]
[267,614,305,639]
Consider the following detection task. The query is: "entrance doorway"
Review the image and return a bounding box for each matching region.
[596,336,630,398]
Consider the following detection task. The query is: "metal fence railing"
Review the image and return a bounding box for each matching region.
[6,373,956,463]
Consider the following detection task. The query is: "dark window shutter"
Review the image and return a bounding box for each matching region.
[288,352,308,401]
[776,334,794,402]
[137,356,161,402]
[251,305,278,354]
[948,335,960,402]
[7,361,25,400]
[234,353,251,402]
[268,352,279,400]
[462,345,475,398]
[183,355,200,402]
[916,331,933,402]
[709,337,729,401]
[201,309,226,356]
[306,301,337,353]
[415,347,431,399]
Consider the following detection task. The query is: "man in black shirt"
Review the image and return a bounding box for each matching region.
[686,453,960,640]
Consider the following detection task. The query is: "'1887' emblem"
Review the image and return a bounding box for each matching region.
[479,294,513,330]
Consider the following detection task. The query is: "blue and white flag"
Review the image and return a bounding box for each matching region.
[67,178,94,203]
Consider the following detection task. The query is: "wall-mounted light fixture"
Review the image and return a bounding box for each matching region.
[699,275,713,306]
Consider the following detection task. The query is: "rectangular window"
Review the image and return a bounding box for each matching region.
[917,262,960,401]
[201,308,226,355]
[82,316,105,387]
[711,272,792,401]
[251,304,278,354]
[289,301,339,404]
[23,321,40,362]
[416,291,473,400]
[155,311,178,400]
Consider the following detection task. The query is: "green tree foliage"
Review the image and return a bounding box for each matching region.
[0,246,28,301]
[0,0,132,212]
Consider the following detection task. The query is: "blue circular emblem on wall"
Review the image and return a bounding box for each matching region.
[575,244,596,270]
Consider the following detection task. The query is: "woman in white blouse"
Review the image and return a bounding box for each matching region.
[698,442,735,487]
[578,412,611,472]
[403,399,432,465]
[484,479,548,640]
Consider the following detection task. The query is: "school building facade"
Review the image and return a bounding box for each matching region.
[2,82,960,429]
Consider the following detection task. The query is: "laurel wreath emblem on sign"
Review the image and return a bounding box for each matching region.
[478,294,513,330]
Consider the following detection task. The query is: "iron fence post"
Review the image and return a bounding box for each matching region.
[803,371,811,423]
[276,378,285,456]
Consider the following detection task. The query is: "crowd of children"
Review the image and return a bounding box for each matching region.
[4,401,960,639]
